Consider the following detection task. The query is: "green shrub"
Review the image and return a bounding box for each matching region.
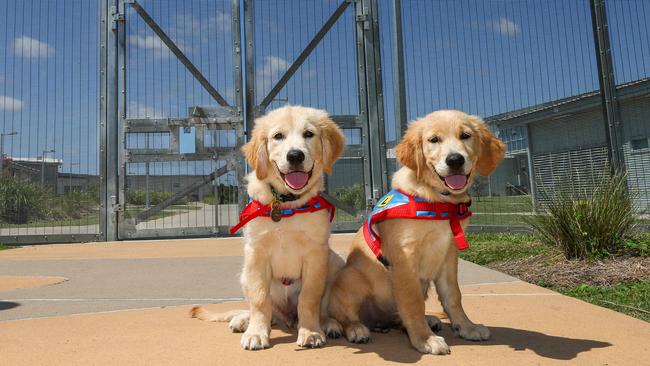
[334,184,365,210]
[526,173,638,259]
[51,186,99,219]
[0,176,52,224]
[126,189,188,206]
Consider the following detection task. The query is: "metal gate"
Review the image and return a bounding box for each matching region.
[108,0,387,240]
[110,0,245,240]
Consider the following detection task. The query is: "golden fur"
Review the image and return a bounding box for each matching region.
[191,106,346,350]
[328,110,505,354]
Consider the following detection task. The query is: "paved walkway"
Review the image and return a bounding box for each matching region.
[1,235,649,365]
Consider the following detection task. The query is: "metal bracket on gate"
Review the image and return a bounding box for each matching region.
[110,6,124,31]
[111,195,123,213]
[123,106,243,163]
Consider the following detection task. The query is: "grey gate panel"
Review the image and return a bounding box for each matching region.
[115,0,245,239]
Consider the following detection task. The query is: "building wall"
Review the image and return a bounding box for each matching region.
[620,96,650,210]
[527,95,650,210]
[529,109,607,154]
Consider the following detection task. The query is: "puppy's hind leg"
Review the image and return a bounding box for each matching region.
[328,266,371,344]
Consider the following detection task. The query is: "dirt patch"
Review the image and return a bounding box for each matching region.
[487,255,650,288]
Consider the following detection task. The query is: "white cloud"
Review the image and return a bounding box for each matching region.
[128,35,188,58]
[0,96,25,111]
[256,56,291,91]
[175,12,231,38]
[128,101,165,118]
[490,17,521,36]
[13,35,55,58]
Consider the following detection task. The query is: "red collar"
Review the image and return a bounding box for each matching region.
[230,194,335,234]
[363,189,472,266]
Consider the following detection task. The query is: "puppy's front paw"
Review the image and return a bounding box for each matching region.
[412,335,450,355]
[229,313,249,333]
[240,330,270,350]
[425,315,443,332]
[296,328,326,348]
[344,321,370,344]
[455,323,490,341]
[322,317,343,339]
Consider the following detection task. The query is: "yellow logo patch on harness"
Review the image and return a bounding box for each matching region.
[377,194,394,207]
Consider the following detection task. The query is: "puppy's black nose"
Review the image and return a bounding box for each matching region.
[445,153,465,169]
[287,149,305,164]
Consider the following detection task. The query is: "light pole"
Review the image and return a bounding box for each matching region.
[41,149,55,186]
[0,131,18,176]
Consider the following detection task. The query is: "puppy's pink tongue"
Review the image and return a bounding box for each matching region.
[283,171,309,190]
[444,175,467,190]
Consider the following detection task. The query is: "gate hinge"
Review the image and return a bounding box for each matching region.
[356,11,370,30]
[110,195,124,213]
[110,6,125,31]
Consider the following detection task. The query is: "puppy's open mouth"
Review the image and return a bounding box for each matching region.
[435,170,471,191]
[280,170,312,190]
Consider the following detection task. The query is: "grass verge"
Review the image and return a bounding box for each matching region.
[461,232,650,322]
[558,282,650,322]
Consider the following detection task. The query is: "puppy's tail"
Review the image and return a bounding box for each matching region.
[190,307,247,322]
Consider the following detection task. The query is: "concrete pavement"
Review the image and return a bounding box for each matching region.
[1,235,649,365]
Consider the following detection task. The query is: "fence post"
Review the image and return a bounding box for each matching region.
[589,0,625,173]
[103,0,121,241]
[391,0,407,137]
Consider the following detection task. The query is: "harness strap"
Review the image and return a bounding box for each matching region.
[363,189,472,266]
[230,194,335,234]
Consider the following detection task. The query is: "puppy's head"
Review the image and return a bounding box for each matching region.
[395,110,505,194]
[242,106,345,194]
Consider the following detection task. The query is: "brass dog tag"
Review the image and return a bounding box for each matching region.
[270,201,282,222]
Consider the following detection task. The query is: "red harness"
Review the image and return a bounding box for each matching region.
[230,194,335,234]
[363,189,471,265]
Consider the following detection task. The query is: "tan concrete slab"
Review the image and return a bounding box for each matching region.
[2,281,648,365]
[0,234,354,261]
[0,276,67,292]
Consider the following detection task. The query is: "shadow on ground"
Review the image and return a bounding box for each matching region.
[0,302,20,311]
[264,324,611,363]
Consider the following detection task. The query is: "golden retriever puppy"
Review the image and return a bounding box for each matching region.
[192,106,346,350]
[328,110,505,354]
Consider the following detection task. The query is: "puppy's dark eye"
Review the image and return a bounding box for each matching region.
[428,136,439,143]
[272,132,284,140]
[303,130,314,138]
[460,132,471,140]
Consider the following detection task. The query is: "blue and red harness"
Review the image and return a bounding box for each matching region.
[229,194,335,235]
[363,189,472,266]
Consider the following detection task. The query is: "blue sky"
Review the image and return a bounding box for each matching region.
[1,0,648,177]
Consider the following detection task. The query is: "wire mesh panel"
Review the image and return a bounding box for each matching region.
[0,0,101,243]
[607,0,650,215]
[120,0,243,239]
[389,0,603,229]
[250,0,367,231]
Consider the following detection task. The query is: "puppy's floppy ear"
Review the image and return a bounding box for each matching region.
[242,125,269,180]
[319,116,345,175]
[470,116,506,176]
[395,123,425,179]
